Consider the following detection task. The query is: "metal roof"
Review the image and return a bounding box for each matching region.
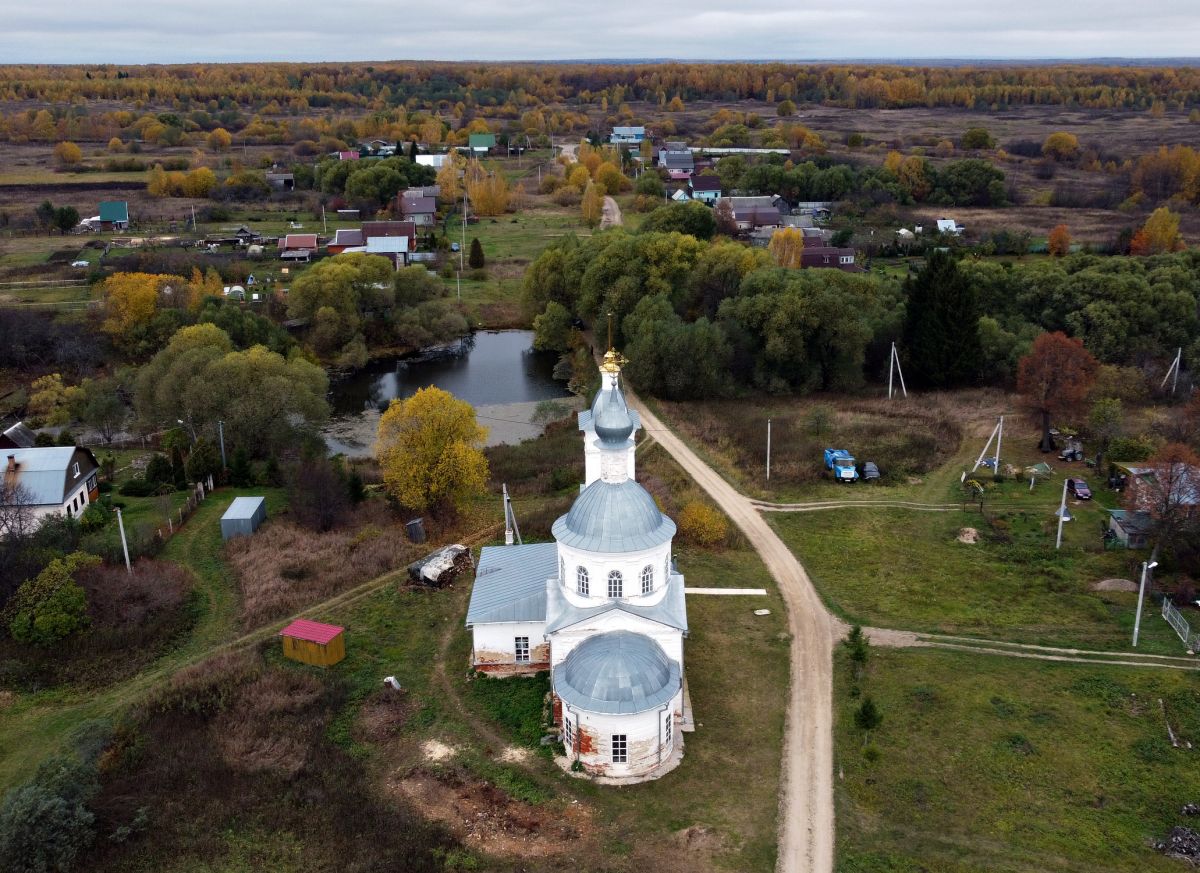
[1,422,36,448]
[554,630,681,715]
[3,447,95,506]
[222,495,265,521]
[545,567,688,635]
[465,542,557,626]
[592,385,634,446]
[468,133,496,147]
[365,236,410,254]
[612,126,645,135]
[331,228,364,246]
[553,479,675,553]
[98,200,128,222]
[280,619,343,644]
[579,406,640,433]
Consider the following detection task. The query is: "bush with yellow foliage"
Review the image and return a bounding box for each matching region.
[678,500,728,547]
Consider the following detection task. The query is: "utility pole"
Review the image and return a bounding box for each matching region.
[1055,476,1069,549]
[461,180,467,273]
[218,419,227,469]
[116,507,132,574]
[1133,559,1159,646]
[321,204,327,235]
[1160,347,1182,396]
[888,342,908,399]
[766,418,772,481]
[995,415,1003,476]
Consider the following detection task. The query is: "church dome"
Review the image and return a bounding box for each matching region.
[554,630,681,714]
[553,479,676,553]
[592,385,634,445]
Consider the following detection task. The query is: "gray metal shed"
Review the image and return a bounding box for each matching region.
[220,496,267,541]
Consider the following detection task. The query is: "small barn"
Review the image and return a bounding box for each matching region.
[220,496,266,541]
[1108,509,1153,549]
[280,619,346,667]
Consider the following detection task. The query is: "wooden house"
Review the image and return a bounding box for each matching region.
[280,619,346,667]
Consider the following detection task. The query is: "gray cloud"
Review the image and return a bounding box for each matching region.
[0,0,1197,63]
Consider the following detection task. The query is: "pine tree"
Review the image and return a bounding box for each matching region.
[468,237,485,269]
[901,250,981,389]
[407,140,418,161]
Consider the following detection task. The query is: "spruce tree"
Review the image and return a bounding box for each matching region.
[468,237,485,269]
[407,140,418,161]
[901,250,981,388]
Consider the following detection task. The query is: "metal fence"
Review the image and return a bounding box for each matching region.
[1161,598,1200,652]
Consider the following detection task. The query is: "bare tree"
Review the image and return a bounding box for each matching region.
[0,479,35,541]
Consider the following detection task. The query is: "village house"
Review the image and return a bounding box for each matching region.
[4,446,100,524]
[799,245,861,271]
[936,218,966,235]
[1107,509,1153,549]
[468,133,496,155]
[416,154,449,169]
[98,200,129,231]
[397,193,437,227]
[265,172,295,191]
[466,349,688,780]
[688,174,722,204]
[610,126,646,145]
[1124,462,1200,521]
[658,142,694,181]
[326,228,364,255]
[278,233,318,262]
[0,422,36,449]
[337,150,360,161]
[729,196,783,232]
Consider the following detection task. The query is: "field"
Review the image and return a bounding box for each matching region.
[835,645,1200,873]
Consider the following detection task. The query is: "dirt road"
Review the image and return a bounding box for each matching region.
[601,196,622,228]
[627,394,835,873]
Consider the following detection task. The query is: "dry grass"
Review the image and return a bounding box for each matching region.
[212,670,325,777]
[225,502,419,628]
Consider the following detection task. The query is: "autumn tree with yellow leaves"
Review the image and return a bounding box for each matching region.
[53,141,82,166]
[768,227,806,268]
[580,181,603,227]
[465,162,510,216]
[1130,206,1185,255]
[1047,224,1071,257]
[376,386,489,515]
[435,149,466,204]
[100,272,180,340]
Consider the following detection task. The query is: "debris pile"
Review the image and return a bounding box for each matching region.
[1158,826,1200,864]
[407,544,472,587]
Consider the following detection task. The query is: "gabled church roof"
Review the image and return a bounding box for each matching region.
[544,569,688,635]
[465,542,557,626]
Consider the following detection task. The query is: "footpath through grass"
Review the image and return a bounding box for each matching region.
[836,646,1200,873]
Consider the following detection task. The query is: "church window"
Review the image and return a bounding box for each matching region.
[564,716,574,749]
[577,566,589,596]
[641,565,653,595]
[607,570,623,598]
[612,734,627,764]
[559,557,565,584]
[514,637,530,663]
[664,712,672,743]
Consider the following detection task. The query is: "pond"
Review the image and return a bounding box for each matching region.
[324,330,574,457]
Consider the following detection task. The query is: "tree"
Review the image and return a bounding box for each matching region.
[468,237,485,269]
[635,172,664,199]
[5,552,98,647]
[466,165,510,216]
[435,150,466,204]
[376,386,489,515]
[580,180,603,227]
[1047,224,1071,257]
[287,454,351,532]
[0,754,99,873]
[184,437,222,482]
[854,696,883,732]
[407,140,418,161]
[69,378,126,444]
[53,141,82,167]
[100,272,178,343]
[206,127,232,152]
[713,198,737,237]
[532,301,574,352]
[1017,331,1099,452]
[107,136,124,153]
[776,99,796,117]
[1042,132,1080,162]
[767,227,805,268]
[35,200,55,228]
[961,127,995,149]
[28,373,75,427]
[1087,398,1124,473]
[1132,207,1184,255]
[639,201,716,240]
[51,206,79,235]
[901,251,983,389]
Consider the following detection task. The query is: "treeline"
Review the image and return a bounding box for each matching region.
[2,62,1198,113]
[526,228,1200,400]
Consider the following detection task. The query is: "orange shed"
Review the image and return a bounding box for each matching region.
[279,619,346,667]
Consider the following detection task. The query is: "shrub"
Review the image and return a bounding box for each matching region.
[678,500,728,547]
[1109,434,1156,462]
[5,552,98,647]
[118,478,157,497]
[79,503,107,533]
[854,696,883,731]
[0,755,99,873]
[143,454,172,487]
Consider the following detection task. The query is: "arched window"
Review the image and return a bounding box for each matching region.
[641,565,654,595]
[577,566,589,596]
[559,557,565,584]
[607,569,623,598]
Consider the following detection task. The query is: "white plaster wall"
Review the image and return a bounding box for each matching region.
[549,615,684,668]
[472,621,549,667]
[556,540,674,607]
[562,688,682,777]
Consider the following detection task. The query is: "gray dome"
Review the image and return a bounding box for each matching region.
[554,630,681,715]
[553,479,676,553]
[592,386,634,445]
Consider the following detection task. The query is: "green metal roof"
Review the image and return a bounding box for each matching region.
[98,200,128,222]
[468,133,496,147]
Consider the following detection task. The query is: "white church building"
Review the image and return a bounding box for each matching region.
[465,349,688,779]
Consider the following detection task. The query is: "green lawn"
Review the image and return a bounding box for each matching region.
[771,504,1184,652]
[836,646,1200,873]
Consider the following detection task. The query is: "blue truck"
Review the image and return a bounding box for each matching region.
[824,448,859,483]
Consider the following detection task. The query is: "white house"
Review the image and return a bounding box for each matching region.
[4,446,100,524]
[465,349,687,779]
[416,154,450,169]
[610,126,646,145]
[936,218,965,235]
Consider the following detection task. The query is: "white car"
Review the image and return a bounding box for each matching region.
[70,260,90,268]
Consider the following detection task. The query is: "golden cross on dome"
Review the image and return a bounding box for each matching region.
[600,311,626,374]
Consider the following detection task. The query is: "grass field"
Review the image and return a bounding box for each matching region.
[835,645,1200,873]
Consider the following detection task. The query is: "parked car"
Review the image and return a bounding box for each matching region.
[862,461,881,482]
[70,260,89,267]
[1067,478,1092,499]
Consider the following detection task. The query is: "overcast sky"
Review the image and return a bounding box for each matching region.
[2,1,1198,64]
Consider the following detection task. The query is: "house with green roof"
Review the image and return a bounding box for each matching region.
[467,133,496,154]
[98,200,129,231]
